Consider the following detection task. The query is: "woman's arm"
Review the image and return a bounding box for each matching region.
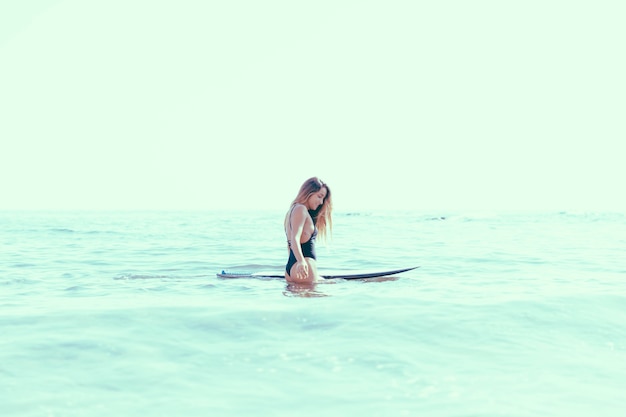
[287,205,309,279]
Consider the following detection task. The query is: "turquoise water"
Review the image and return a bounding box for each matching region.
[2,210,625,416]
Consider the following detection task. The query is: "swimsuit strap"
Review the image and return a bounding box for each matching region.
[287,204,298,232]
[286,204,298,248]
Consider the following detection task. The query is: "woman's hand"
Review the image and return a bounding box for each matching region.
[294,261,309,280]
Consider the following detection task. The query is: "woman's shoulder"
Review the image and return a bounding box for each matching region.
[288,203,309,219]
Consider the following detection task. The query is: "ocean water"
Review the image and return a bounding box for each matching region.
[1,209,625,417]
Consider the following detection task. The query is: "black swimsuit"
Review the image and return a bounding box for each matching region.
[285,206,318,275]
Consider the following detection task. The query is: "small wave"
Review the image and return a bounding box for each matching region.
[113,273,215,281]
[224,264,284,271]
[557,211,626,222]
[11,263,37,268]
[114,274,174,280]
[85,230,123,235]
[49,228,75,233]
[48,228,123,235]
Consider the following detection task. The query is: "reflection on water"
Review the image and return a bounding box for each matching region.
[282,275,400,297]
[283,281,329,297]
[354,276,400,283]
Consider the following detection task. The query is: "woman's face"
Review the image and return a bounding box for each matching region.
[306,187,327,210]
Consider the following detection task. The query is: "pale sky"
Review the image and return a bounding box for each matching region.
[1,0,624,211]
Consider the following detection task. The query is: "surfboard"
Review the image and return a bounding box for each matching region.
[216,266,419,280]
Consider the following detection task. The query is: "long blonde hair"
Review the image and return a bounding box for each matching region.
[290,177,333,241]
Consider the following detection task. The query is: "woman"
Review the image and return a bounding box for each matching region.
[284,177,332,284]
